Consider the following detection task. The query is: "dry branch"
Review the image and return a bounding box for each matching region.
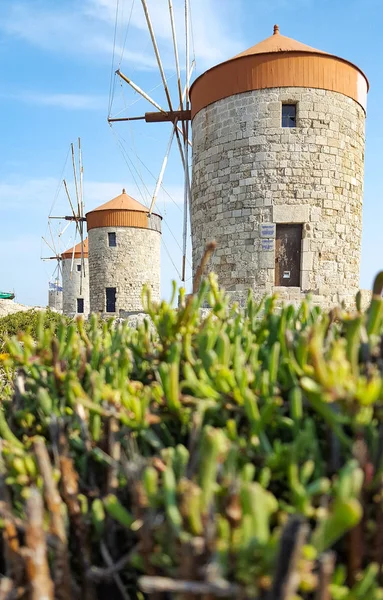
[60,454,96,600]
[3,520,24,587]
[192,241,217,294]
[267,517,309,600]
[33,438,72,600]
[25,488,54,600]
[139,575,240,597]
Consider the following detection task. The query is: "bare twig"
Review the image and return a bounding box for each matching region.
[12,372,26,411]
[316,552,335,600]
[139,576,239,597]
[86,551,134,582]
[107,417,121,493]
[0,503,59,550]
[105,417,122,561]
[100,543,131,600]
[192,241,217,294]
[34,439,66,542]
[267,517,309,600]
[33,438,72,600]
[3,520,24,586]
[0,583,27,600]
[178,540,201,600]
[60,454,96,600]
[25,488,54,600]
[0,577,13,600]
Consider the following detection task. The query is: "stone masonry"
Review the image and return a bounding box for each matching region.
[48,289,63,312]
[62,257,90,316]
[88,220,161,315]
[191,87,366,309]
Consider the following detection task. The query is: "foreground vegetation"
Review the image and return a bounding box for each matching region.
[0,308,68,350]
[1,273,383,598]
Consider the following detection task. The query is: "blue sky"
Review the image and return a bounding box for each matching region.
[0,0,382,307]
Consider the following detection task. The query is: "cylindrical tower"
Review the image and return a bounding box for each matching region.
[48,280,63,312]
[61,239,90,317]
[86,189,162,315]
[190,26,369,308]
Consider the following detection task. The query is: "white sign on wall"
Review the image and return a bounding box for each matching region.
[260,223,276,239]
[261,239,274,252]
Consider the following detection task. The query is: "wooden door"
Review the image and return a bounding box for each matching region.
[275,224,302,287]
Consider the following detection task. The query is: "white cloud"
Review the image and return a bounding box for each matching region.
[85,0,245,67]
[1,0,245,72]
[2,92,107,110]
[0,177,58,211]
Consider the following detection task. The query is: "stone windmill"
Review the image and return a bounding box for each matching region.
[109,11,369,309]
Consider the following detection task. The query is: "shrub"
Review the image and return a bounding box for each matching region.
[0,275,383,599]
[0,309,70,399]
[0,309,69,350]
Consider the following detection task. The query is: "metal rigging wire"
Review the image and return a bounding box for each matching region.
[161,217,192,269]
[108,0,120,117]
[119,79,145,195]
[189,0,197,69]
[111,88,183,213]
[106,0,193,281]
[48,145,71,217]
[109,124,151,207]
[119,0,136,67]
[161,237,182,280]
[111,122,192,270]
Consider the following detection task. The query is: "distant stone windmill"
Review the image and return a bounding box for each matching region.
[42,139,89,315]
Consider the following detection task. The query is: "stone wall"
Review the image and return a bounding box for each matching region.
[191,87,366,309]
[48,290,63,312]
[62,258,90,316]
[224,288,372,313]
[88,222,161,315]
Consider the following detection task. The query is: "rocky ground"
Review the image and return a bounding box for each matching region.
[0,300,44,318]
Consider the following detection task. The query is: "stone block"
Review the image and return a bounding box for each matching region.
[301,252,314,270]
[310,207,322,222]
[301,271,311,291]
[259,252,275,268]
[273,205,309,223]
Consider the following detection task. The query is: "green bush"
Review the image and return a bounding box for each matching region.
[0,275,383,599]
[0,308,69,350]
[0,309,70,399]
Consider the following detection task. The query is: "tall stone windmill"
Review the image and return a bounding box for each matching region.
[109,10,369,309]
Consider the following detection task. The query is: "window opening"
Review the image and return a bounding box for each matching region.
[108,232,117,247]
[106,287,116,313]
[282,104,296,128]
[76,264,81,272]
[77,298,84,314]
[275,224,302,287]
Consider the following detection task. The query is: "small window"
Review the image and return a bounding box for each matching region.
[76,264,81,272]
[282,104,296,128]
[106,287,116,313]
[108,232,117,247]
[77,298,84,314]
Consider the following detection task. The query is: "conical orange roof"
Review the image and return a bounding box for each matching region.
[233,25,328,59]
[61,238,88,259]
[190,24,369,117]
[89,189,149,213]
[86,189,162,232]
